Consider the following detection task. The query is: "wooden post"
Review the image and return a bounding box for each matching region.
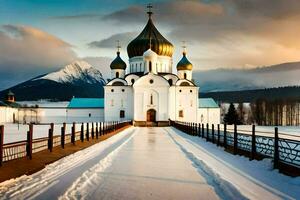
[86,123,90,141]
[91,122,95,139]
[274,127,279,169]
[96,122,99,139]
[202,124,204,138]
[100,122,103,136]
[217,124,220,146]
[26,124,33,160]
[212,124,215,144]
[61,122,66,149]
[80,123,84,142]
[250,124,256,160]
[198,123,201,137]
[206,123,209,141]
[48,123,54,152]
[224,124,227,148]
[71,122,75,145]
[0,125,4,166]
[233,124,238,155]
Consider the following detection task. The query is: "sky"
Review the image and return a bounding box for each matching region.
[1,0,300,90]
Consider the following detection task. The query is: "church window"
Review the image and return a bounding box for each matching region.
[150,94,153,105]
[122,89,125,92]
[179,110,184,118]
[116,72,119,78]
[190,90,192,93]
[120,110,125,118]
[131,79,135,84]
[111,89,114,92]
[168,79,173,85]
[89,113,91,117]
[184,73,187,79]
[149,61,152,72]
[179,89,182,93]
[149,79,154,84]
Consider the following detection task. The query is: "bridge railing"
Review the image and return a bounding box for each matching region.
[0,120,132,165]
[170,121,300,176]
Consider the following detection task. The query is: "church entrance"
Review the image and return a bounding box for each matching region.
[146,109,156,122]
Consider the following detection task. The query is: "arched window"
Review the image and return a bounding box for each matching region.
[120,110,125,118]
[168,79,173,85]
[150,94,153,105]
[116,72,119,78]
[184,73,187,79]
[179,110,184,118]
[149,61,152,72]
[131,79,135,84]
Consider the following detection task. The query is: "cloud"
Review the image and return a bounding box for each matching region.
[88,32,137,49]
[0,25,77,90]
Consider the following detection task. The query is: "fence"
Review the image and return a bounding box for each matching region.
[170,121,300,175]
[0,121,132,165]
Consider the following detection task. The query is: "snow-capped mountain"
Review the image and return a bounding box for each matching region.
[0,60,106,101]
[34,60,106,85]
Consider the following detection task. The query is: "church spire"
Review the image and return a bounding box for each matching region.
[147,3,153,18]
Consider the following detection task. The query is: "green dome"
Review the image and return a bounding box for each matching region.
[110,52,126,70]
[177,53,193,71]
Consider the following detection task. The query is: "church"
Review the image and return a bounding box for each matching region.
[104,7,220,126]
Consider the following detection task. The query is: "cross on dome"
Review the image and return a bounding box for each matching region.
[116,40,121,55]
[181,41,187,55]
[147,3,153,18]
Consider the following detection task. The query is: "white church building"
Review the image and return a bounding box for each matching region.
[104,9,220,126]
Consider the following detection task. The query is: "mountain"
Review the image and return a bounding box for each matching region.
[0,60,106,101]
[194,61,300,92]
[201,86,300,103]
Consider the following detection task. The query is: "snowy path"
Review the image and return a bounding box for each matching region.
[0,127,298,200]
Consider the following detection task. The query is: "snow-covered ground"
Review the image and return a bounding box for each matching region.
[0,127,299,200]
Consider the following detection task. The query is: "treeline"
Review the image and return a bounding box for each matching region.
[202,86,300,103]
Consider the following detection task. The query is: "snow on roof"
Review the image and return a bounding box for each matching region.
[199,98,219,108]
[68,98,104,108]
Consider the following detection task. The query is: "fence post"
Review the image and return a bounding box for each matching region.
[274,127,279,169]
[212,124,215,144]
[48,123,54,152]
[206,123,209,141]
[202,124,204,138]
[0,125,4,166]
[61,122,66,149]
[250,124,256,160]
[100,122,103,136]
[26,124,33,160]
[233,124,238,155]
[86,123,90,141]
[96,122,99,139]
[80,123,84,142]
[91,123,95,139]
[217,124,220,146]
[198,123,201,137]
[71,122,75,145]
[224,124,227,148]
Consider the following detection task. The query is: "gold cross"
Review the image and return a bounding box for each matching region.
[147,3,153,17]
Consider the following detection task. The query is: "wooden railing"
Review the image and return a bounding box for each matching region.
[170,121,300,176]
[0,121,132,165]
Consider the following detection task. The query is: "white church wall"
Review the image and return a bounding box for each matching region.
[67,108,104,123]
[178,70,192,80]
[133,74,169,122]
[198,108,221,125]
[104,86,133,122]
[125,74,140,86]
[111,69,125,79]
[172,85,198,122]
[129,55,172,74]
[0,107,18,123]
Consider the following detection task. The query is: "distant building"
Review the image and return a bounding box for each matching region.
[67,98,104,123]
[0,90,20,123]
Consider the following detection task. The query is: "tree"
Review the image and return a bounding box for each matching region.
[224,103,241,125]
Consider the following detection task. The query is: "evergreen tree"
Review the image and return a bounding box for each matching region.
[224,103,241,125]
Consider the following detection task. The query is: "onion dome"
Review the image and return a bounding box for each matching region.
[127,17,174,58]
[110,51,126,70]
[177,52,193,71]
[143,48,157,60]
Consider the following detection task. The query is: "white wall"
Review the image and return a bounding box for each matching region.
[198,108,221,125]
[67,108,104,123]
[0,107,18,123]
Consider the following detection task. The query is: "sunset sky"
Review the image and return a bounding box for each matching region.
[1,0,300,89]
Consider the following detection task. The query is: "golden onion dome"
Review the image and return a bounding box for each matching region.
[110,51,126,70]
[177,52,193,71]
[127,17,174,58]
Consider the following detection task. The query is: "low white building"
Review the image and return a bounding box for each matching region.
[67,98,104,123]
[0,91,19,123]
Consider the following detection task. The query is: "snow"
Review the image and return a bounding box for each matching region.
[33,60,105,84]
[167,127,300,199]
[0,127,299,200]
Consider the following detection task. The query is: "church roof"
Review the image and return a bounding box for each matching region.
[110,52,127,70]
[177,53,193,71]
[127,17,174,58]
[199,98,219,108]
[68,98,104,108]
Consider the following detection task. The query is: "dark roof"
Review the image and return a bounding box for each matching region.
[127,17,174,58]
[0,101,21,108]
[110,52,127,70]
